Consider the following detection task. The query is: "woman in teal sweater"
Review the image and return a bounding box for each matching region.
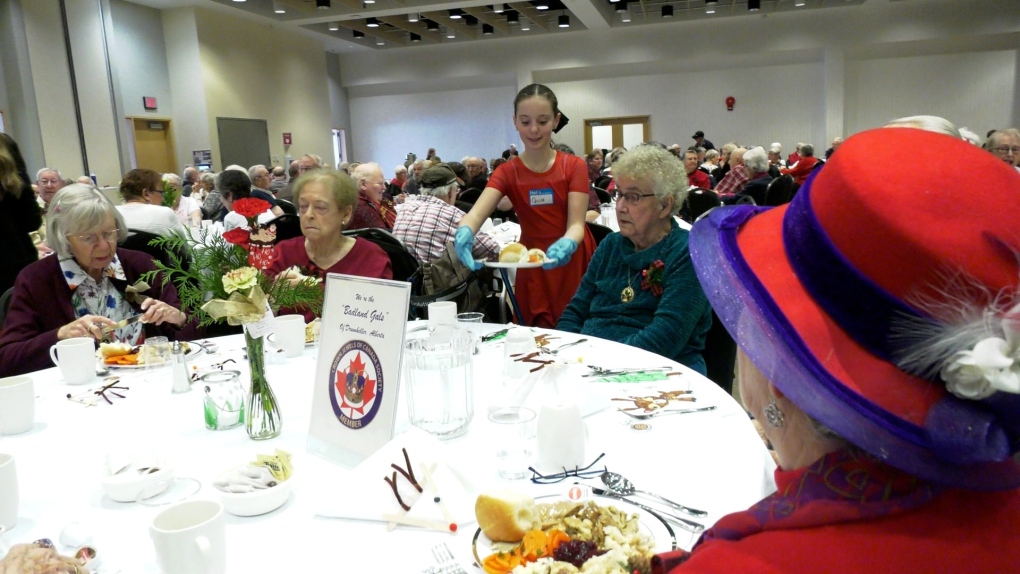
[557,144,712,374]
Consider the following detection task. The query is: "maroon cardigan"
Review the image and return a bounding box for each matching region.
[0,248,199,377]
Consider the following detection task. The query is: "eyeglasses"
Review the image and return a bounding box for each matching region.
[67,229,120,246]
[38,179,61,186]
[993,146,1020,155]
[147,188,165,194]
[613,190,657,205]
[529,453,607,484]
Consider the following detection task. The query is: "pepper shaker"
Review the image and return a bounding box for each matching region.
[170,341,191,394]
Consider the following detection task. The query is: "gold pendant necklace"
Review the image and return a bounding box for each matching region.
[621,269,641,303]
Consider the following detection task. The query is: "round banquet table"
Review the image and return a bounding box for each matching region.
[0,324,776,573]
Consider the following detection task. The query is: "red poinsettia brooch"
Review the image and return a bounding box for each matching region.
[640,260,665,297]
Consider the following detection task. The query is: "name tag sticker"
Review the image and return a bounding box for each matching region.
[529,188,554,206]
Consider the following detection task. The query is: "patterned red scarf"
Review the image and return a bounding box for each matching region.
[655,447,939,571]
[698,447,937,547]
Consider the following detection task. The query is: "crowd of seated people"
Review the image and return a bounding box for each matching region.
[1,117,1017,360]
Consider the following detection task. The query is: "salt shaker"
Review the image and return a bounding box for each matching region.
[170,341,191,394]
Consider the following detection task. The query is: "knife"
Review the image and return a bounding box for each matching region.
[590,487,705,533]
[101,313,144,334]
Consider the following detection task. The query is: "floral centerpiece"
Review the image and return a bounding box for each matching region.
[144,198,322,440]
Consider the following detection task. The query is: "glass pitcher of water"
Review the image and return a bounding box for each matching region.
[403,324,474,439]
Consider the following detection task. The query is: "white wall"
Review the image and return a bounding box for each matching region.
[195,7,332,171]
[547,61,825,155]
[338,0,1019,160]
[0,0,45,169]
[162,7,211,174]
[110,0,173,119]
[845,50,1016,136]
[348,85,518,171]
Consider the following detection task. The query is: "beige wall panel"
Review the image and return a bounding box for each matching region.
[195,8,331,170]
[64,0,120,184]
[21,0,83,177]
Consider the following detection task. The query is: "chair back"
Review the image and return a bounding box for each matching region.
[343,227,422,286]
[585,222,613,246]
[681,188,721,224]
[592,186,612,204]
[276,198,297,216]
[764,174,795,206]
[0,287,13,330]
[266,214,302,242]
[120,229,187,270]
[702,310,737,395]
[457,187,483,206]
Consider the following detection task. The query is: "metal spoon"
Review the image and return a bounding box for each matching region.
[601,471,708,517]
[617,406,717,420]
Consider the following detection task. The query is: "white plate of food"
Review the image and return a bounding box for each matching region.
[472,493,676,573]
[479,260,556,269]
[483,242,555,269]
[98,341,203,368]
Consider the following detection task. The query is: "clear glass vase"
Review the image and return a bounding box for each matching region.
[245,330,282,440]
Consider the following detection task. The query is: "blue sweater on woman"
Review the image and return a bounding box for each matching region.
[557,219,712,374]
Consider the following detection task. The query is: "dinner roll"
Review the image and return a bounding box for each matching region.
[475,490,538,543]
[100,341,133,358]
[499,242,527,264]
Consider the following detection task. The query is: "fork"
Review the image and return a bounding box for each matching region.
[428,542,467,574]
[537,338,588,355]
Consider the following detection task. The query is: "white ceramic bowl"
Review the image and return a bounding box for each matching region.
[100,462,173,503]
[215,469,292,517]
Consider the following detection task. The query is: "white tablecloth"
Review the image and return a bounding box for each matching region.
[0,325,775,572]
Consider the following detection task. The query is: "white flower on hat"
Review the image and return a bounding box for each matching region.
[939,305,1020,400]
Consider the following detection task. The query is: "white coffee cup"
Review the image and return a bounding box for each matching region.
[274,315,305,358]
[49,337,96,385]
[150,499,226,574]
[427,301,458,331]
[0,454,18,530]
[0,376,35,435]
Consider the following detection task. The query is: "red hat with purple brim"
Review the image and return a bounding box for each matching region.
[690,127,1020,489]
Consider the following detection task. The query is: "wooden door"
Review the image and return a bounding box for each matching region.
[584,116,651,154]
[132,118,176,174]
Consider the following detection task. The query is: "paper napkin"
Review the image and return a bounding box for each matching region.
[313,427,480,526]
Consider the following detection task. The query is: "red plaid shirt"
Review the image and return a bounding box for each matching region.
[393,195,499,265]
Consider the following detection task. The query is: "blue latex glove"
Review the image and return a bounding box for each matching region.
[455,226,483,271]
[543,237,577,270]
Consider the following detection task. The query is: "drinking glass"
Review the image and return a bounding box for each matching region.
[144,336,171,382]
[488,407,536,479]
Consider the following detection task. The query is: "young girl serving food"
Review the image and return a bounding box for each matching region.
[455,84,596,328]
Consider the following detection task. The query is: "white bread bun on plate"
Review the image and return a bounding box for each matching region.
[475,490,538,543]
[100,342,133,358]
[499,242,527,264]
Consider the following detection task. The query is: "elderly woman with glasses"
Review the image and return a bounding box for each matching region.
[0,184,193,377]
[557,144,713,374]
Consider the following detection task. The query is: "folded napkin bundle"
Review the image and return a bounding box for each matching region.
[313,428,480,528]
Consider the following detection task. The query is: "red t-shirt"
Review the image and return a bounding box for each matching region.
[487,153,596,327]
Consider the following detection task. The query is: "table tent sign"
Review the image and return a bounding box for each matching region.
[307,274,411,468]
